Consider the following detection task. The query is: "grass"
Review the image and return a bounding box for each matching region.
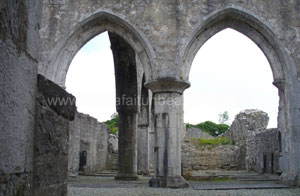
[190,136,235,148]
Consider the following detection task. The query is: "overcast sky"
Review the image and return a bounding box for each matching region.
[66,29,278,128]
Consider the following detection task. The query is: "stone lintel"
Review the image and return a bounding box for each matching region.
[144,79,190,95]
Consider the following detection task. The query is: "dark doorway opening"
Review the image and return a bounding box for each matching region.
[79,151,87,172]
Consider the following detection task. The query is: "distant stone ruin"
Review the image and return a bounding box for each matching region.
[67,108,280,178]
[225,109,280,173]
[181,110,280,175]
[68,112,109,176]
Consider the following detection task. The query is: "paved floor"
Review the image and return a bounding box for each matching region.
[68,175,300,196]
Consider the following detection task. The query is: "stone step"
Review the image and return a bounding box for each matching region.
[236,176,280,181]
[188,172,281,182]
[70,183,137,188]
[79,170,117,177]
[192,182,292,190]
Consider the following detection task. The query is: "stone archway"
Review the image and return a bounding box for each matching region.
[181,7,287,82]
[40,11,155,87]
[38,11,156,181]
[179,6,298,184]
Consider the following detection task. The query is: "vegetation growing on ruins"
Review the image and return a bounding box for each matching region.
[186,121,229,136]
[190,136,235,148]
[106,114,230,137]
[104,113,118,135]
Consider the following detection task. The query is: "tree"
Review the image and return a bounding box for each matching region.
[104,113,119,135]
[219,111,229,124]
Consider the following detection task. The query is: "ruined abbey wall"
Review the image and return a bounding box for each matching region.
[69,112,109,175]
[1,0,300,194]
[0,1,41,195]
[246,128,280,174]
[37,1,300,184]
[38,0,300,82]
[33,75,76,196]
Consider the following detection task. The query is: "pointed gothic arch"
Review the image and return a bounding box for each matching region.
[180,6,289,86]
[180,6,298,183]
[41,11,155,87]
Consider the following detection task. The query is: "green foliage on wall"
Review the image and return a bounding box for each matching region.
[104,113,118,135]
[186,121,229,136]
[190,136,235,148]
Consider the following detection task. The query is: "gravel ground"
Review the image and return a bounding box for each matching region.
[67,176,300,196]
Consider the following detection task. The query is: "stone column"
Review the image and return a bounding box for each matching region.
[115,109,139,180]
[137,79,151,175]
[148,97,156,174]
[137,124,150,175]
[109,32,139,180]
[145,79,190,188]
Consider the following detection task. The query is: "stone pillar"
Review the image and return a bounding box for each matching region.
[273,79,285,173]
[278,76,300,186]
[137,124,150,175]
[137,77,151,175]
[109,32,139,180]
[148,98,156,173]
[145,79,190,188]
[68,112,81,176]
[115,109,138,180]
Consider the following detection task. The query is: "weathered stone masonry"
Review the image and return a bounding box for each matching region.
[0,1,41,195]
[246,128,280,174]
[181,110,280,174]
[36,1,300,186]
[68,112,109,176]
[33,75,76,196]
[1,0,300,195]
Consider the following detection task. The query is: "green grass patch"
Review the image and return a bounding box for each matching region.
[186,121,229,136]
[190,136,235,148]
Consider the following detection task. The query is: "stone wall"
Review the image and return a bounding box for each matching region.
[246,128,280,174]
[37,0,300,186]
[67,107,280,178]
[225,109,269,169]
[33,74,76,196]
[182,110,280,175]
[0,1,40,195]
[69,112,109,175]
[106,134,119,170]
[38,0,300,84]
[1,0,300,192]
[68,113,81,176]
[181,141,240,173]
